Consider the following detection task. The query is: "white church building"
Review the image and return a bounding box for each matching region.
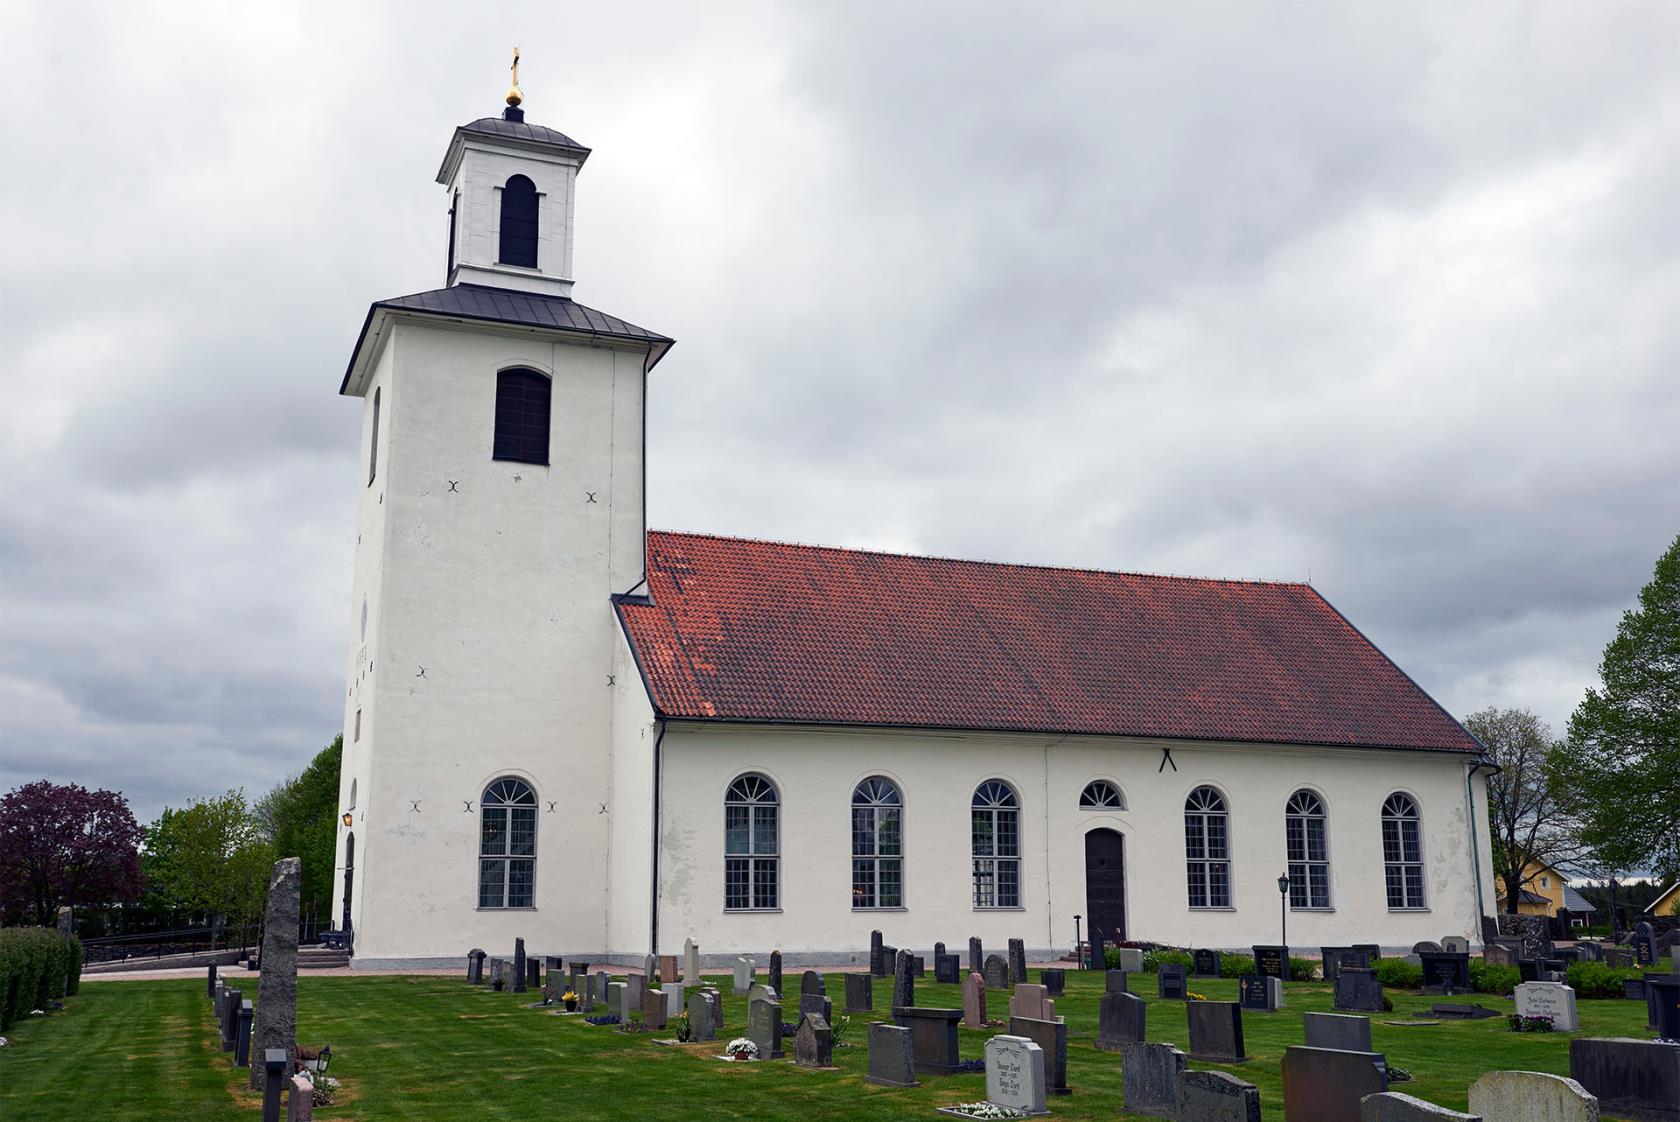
[333,87,1498,968]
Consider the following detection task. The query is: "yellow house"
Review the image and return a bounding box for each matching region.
[1498,860,1594,920]
[1647,880,1680,917]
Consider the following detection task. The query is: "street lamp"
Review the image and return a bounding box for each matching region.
[1277,872,1291,953]
[1073,915,1084,970]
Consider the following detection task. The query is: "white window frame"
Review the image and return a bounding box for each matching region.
[972,780,1021,909]
[479,777,537,909]
[851,776,904,910]
[1285,788,1331,909]
[1382,792,1427,909]
[1184,785,1232,909]
[1079,779,1126,810]
[724,773,779,911]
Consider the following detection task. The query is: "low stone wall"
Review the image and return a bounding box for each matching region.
[84,948,244,975]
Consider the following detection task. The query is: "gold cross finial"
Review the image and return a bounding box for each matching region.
[507,47,523,107]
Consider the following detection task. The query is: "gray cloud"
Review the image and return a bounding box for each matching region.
[2,1,1677,820]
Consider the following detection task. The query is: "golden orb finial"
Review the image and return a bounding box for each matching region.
[507,46,523,107]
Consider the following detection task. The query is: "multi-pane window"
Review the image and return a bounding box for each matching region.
[1382,793,1426,908]
[1285,789,1330,908]
[972,780,1020,909]
[1079,780,1125,810]
[498,174,539,268]
[1184,785,1231,908]
[493,368,552,464]
[479,777,536,909]
[851,776,903,909]
[725,773,779,910]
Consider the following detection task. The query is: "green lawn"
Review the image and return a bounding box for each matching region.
[0,971,1658,1121]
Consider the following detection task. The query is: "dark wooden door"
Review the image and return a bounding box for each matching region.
[1085,828,1127,944]
[341,832,355,935]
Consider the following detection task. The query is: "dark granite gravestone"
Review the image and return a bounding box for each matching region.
[1158,963,1188,999]
[1519,958,1541,983]
[1009,939,1028,986]
[1354,943,1382,963]
[1325,947,1373,982]
[1419,952,1471,994]
[845,972,873,1013]
[1482,942,1516,966]
[1282,1045,1388,1122]
[894,1006,964,1075]
[260,1050,287,1122]
[1321,946,1352,981]
[249,857,300,1092]
[221,987,240,1051]
[1089,929,1106,972]
[1238,974,1282,1012]
[893,949,915,1009]
[1304,1011,1374,1052]
[800,992,833,1025]
[1193,949,1223,977]
[969,936,983,975]
[686,991,717,1043]
[513,937,528,994]
[1122,1042,1187,1120]
[1187,1000,1246,1063]
[1541,957,1566,982]
[934,941,946,959]
[1334,968,1385,1013]
[877,943,897,977]
[984,953,1011,990]
[747,994,783,1059]
[911,955,926,978]
[488,957,504,989]
[866,1022,918,1087]
[1569,1036,1680,1122]
[543,955,562,988]
[1040,968,1065,997]
[1253,945,1288,980]
[702,985,724,1030]
[570,961,591,997]
[1576,942,1604,963]
[234,1000,253,1067]
[963,971,988,1028]
[1008,1015,1069,1095]
[526,957,541,991]
[1429,1003,1500,1020]
[1649,974,1680,1039]
[1360,1092,1482,1121]
[768,950,783,1002]
[935,954,962,984]
[801,969,825,996]
[871,930,884,976]
[1633,922,1656,967]
[1106,969,1129,993]
[794,1012,834,1069]
[1096,989,1147,1051]
[208,963,218,998]
[1178,1069,1262,1122]
[1624,976,1647,1001]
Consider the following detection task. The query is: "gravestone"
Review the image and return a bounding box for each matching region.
[935,941,946,959]
[1089,929,1106,972]
[1239,974,1283,1012]
[1040,968,1065,996]
[1008,938,1028,986]
[747,994,783,1059]
[1483,942,1517,966]
[234,1000,253,1067]
[1420,952,1471,994]
[1325,947,1372,982]
[986,1034,1048,1116]
[1194,948,1224,977]
[866,1022,917,1087]
[1122,1042,1187,1120]
[702,985,725,1030]
[1360,1092,1482,1121]
[1007,1015,1069,1096]
[489,957,504,989]
[543,956,563,988]
[1440,936,1469,954]
[968,936,983,975]
[286,1070,313,1122]
[208,963,219,998]
[1096,989,1147,1051]
[878,943,897,978]
[983,954,1011,990]
[1467,1071,1600,1122]
[1632,922,1656,967]
[1335,968,1385,1013]
[893,948,915,1009]
[1253,945,1289,981]
[794,1012,833,1069]
[642,953,657,983]
[1623,977,1647,1002]
[1576,942,1604,963]
[1520,959,1542,984]
[513,937,528,993]
[1008,983,1055,1022]
[935,954,962,984]
[666,984,686,1022]
[659,955,678,983]
[801,969,825,997]
[768,950,783,1001]
[732,956,755,995]
[846,972,874,1013]
[962,971,988,1028]
[222,987,241,1051]
[249,857,300,1093]
[1515,981,1580,1031]
[686,990,716,1043]
[1569,1036,1680,1122]
[259,1050,287,1122]
[912,955,926,978]
[570,961,590,997]
[1412,941,1443,955]
[466,951,483,984]
[1305,1011,1374,1052]
[626,973,646,1009]
[593,970,610,1011]
[684,937,700,982]
[1106,969,1130,993]
[748,983,777,1005]
[526,957,541,991]
[1354,943,1383,963]
[1116,947,1144,973]
[1648,975,1680,1039]
[1158,962,1188,999]
[1179,1069,1262,1122]
[1187,1000,1246,1062]
[870,930,884,976]
[895,1006,963,1076]
[1282,1045,1389,1122]
[799,992,833,1025]
[641,984,667,1030]
[609,980,628,1022]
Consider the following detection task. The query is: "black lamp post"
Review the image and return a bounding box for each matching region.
[1073,915,1083,969]
[1277,872,1291,953]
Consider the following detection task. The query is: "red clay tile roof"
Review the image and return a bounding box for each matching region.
[616,531,1480,753]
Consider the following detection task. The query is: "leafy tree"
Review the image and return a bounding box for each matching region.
[1466,707,1585,911]
[254,737,342,921]
[0,781,145,925]
[144,790,274,936]
[1551,534,1680,884]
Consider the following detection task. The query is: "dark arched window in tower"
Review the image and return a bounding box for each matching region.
[493,368,551,464]
[367,387,381,485]
[498,174,539,268]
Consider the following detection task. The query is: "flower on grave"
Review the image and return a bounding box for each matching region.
[1186,991,1207,1001]
[29,1010,44,1016]
[829,1014,852,1047]
[1505,1013,1555,1033]
[0,1036,8,1047]
[944,1102,1028,1120]
[724,1037,759,1059]
[562,991,578,1003]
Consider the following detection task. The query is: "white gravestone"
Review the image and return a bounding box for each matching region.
[733,956,755,995]
[985,1034,1049,1116]
[1514,981,1580,1032]
[1467,1071,1599,1122]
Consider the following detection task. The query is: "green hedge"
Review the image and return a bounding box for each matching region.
[1128,948,1315,981]
[1373,958,1424,988]
[0,926,81,1031]
[1567,961,1648,999]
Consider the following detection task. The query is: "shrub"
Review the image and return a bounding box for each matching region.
[1374,958,1424,989]
[1469,962,1519,995]
[1288,957,1316,982]
[64,935,83,997]
[1506,1013,1555,1032]
[1568,961,1647,999]
[1219,954,1257,978]
[1142,949,1192,974]
[0,928,76,1031]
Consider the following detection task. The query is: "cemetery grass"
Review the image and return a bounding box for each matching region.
[0,972,1660,1121]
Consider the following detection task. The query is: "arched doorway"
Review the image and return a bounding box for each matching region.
[1084,828,1127,945]
[341,832,355,935]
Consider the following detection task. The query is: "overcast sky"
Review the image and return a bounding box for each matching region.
[2,1,1676,824]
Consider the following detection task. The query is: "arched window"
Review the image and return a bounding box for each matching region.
[1184,786,1231,908]
[367,387,381,485]
[1382,793,1425,908]
[851,777,903,909]
[1080,780,1125,810]
[498,174,539,268]
[972,780,1020,909]
[725,773,778,910]
[1285,789,1330,908]
[479,777,537,909]
[493,368,551,464]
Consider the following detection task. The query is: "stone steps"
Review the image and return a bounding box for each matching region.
[298,947,350,970]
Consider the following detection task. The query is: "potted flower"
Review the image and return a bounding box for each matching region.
[562,990,579,1012]
[724,1037,759,1061]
